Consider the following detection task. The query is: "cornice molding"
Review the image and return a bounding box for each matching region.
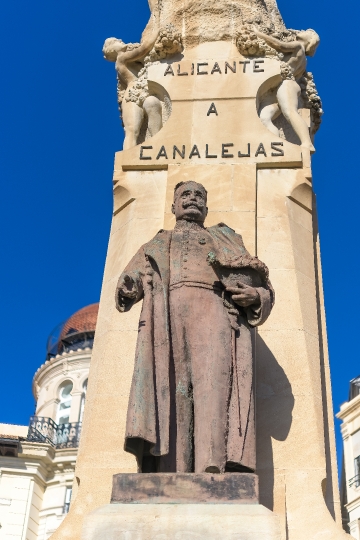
[33,350,92,399]
[1,444,78,487]
[337,396,360,421]
[346,493,360,513]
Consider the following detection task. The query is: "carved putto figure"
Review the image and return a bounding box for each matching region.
[237,25,321,151]
[103,26,162,150]
[103,0,182,150]
[116,181,274,473]
[256,29,320,151]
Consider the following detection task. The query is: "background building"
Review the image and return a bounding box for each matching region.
[0,303,98,540]
[337,377,360,538]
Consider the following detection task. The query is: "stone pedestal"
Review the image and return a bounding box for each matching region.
[82,473,280,540]
[82,503,280,540]
[111,473,259,504]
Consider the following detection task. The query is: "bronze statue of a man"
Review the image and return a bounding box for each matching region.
[116,181,274,473]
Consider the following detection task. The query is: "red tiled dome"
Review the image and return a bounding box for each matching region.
[46,303,99,359]
[60,303,99,342]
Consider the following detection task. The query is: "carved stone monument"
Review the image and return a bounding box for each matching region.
[51,0,350,539]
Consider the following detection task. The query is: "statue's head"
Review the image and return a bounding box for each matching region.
[296,29,320,57]
[171,181,208,223]
[102,38,127,62]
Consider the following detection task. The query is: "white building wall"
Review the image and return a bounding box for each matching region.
[38,482,69,538]
[0,349,91,539]
[338,393,360,539]
[26,480,43,540]
[0,473,41,540]
[0,443,78,540]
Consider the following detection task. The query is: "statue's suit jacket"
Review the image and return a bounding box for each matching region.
[116,223,274,471]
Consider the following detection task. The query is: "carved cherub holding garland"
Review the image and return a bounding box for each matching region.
[103,1,162,150]
[255,29,320,151]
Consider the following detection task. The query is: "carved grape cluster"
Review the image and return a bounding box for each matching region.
[125,66,149,107]
[145,24,183,63]
[236,25,279,59]
[117,80,126,112]
[280,62,295,81]
[299,72,323,132]
[123,24,183,108]
[125,25,183,107]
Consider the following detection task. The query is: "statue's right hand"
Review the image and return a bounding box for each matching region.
[115,274,138,312]
[118,274,137,299]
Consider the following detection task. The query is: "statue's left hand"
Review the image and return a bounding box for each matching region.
[227,284,260,308]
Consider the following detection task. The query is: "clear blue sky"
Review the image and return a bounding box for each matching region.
[0,0,357,473]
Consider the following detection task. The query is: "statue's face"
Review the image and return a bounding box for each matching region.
[297,30,319,57]
[102,38,127,61]
[172,182,208,222]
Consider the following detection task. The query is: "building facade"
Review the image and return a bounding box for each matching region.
[337,377,360,538]
[0,303,98,540]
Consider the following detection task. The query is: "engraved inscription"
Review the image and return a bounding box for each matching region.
[140,143,285,161]
[164,60,267,76]
[173,145,185,159]
[238,144,250,158]
[177,64,188,76]
[253,60,264,73]
[271,142,284,156]
[222,143,234,158]
[211,62,222,75]
[205,144,217,158]
[207,103,218,116]
[164,65,175,76]
[239,61,250,73]
[225,61,236,74]
[140,146,153,160]
[197,63,208,75]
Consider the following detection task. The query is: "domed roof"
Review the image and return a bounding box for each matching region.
[46,303,99,359]
[60,303,99,341]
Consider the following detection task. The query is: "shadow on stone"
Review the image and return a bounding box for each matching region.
[256,333,294,511]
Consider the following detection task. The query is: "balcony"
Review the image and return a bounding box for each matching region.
[349,474,360,488]
[27,416,81,449]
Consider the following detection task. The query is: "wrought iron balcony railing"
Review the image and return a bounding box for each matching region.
[349,474,360,488]
[27,416,82,449]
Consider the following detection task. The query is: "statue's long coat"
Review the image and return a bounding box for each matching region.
[116,223,274,471]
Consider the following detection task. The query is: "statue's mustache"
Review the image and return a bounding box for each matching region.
[183,202,203,209]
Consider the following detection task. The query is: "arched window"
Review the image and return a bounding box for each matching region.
[57,382,73,425]
[79,379,88,422]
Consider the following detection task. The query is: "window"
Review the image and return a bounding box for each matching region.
[350,376,360,400]
[350,430,360,488]
[63,487,72,514]
[355,456,360,487]
[57,382,73,425]
[79,379,88,422]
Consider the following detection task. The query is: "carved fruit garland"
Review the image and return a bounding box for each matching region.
[125,24,183,108]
